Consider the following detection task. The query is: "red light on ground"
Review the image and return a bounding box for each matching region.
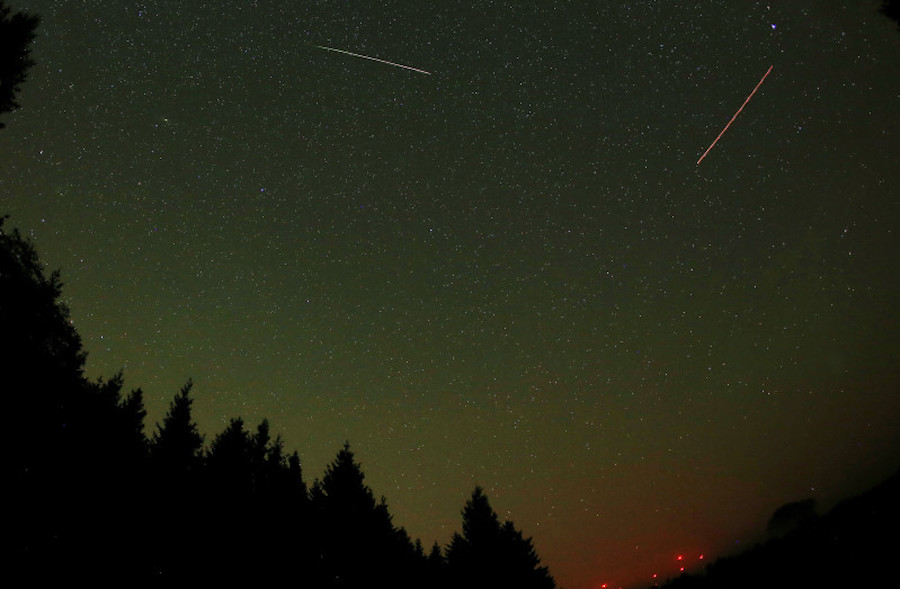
[676,555,683,561]
[699,554,704,560]
[680,567,685,572]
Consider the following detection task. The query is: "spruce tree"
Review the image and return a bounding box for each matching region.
[147,380,204,579]
[312,443,423,587]
[447,487,555,589]
[150,380,204,477]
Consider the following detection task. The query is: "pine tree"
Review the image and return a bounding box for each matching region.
[447,487,555,589]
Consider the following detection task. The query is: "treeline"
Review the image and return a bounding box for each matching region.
[1,9,553,585]
[654,468,900,589]
[2,216,555,587]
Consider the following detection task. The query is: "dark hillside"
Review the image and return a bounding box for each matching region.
[657,467,900,589]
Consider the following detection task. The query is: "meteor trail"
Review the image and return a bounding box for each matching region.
[697,65,773,164]
[312,45,431,75]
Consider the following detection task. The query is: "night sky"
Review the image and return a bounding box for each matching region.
[3,2,900,587]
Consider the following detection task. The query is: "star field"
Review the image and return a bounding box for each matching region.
[3,2,900,588]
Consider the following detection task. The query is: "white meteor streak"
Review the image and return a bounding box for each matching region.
[313,45,431,75]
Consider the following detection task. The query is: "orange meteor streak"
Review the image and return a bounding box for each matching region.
[697,65,773,164]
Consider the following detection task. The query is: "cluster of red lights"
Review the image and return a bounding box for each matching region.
[670,552,704,573]
[649,553,704,584]
[597,552,706,589]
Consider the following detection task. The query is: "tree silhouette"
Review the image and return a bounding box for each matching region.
[202,417,258,581]
[5,214,493,584]
[427,541,450,589]
[199,415,317,583]
[250,418,289,496]
[447,487,555,589]
[0,2,39,128]
[2,217,155,581]
[311,442,425,587]
[2,215,90,578]
[1,216,86,395]
[147,380,204,579]
[118,384,149,464]
[882,0,900,30]
[265,445,313,583]
[150,379,204,476]
[3,211,563,585]
[207,417,252,491]
[766,497,817,538]
[70,373,152,579]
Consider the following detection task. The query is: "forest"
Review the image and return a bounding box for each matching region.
[1,5,559,585]
[2,212,556,587]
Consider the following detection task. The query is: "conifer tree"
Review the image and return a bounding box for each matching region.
[288,450,307,500]
[447,487,555,589]
[147,380,204,580]
[2,215,91,579]
[150,379,204,477]
[2,216,86,454]
[119,386,149,463]
[0,1,39,128]
[3,216,150,581]
[312,443,423,587]
[206,417,252,495]
[428,540,449,587]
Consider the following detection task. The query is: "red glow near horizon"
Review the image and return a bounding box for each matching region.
[611,549,708,588]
